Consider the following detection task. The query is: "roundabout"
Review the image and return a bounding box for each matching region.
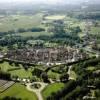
[26,82,48,100]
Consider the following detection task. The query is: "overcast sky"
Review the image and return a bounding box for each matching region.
[0,0,60,3]
[0,0,84,3]
[0,0,99,4]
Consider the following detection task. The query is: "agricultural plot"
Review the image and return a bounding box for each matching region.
[45,15,66,20]
[0,80,14,93]
[0,83,37,100]
[16,31,52,37]
[0,61,33,78]
[0,13,44,32]
[90,27,100,34]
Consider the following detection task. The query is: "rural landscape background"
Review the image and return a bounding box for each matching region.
[0,0,100,100]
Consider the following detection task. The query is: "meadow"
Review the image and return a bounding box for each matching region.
[0,13,44,32]
[16,31,52,37]
[0,61,33,78]
[0,83,37,100]
[42,83,64,100]
[45,15,66,20]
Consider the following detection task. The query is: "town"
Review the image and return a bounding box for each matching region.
[6,47,89,65]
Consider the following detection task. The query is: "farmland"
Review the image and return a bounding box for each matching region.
[45,15,66,20]
[0,83,37,100]
[0,61,33,78]
[0,14,43,32]
[16,31,52,37]
[0,80,14,93]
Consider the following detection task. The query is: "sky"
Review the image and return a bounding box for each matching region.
[0,0,82,3]
[0,0,59,3]
[0,0,99,4]
[0,0,64,5]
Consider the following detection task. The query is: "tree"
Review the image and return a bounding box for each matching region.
[0,71,11,80]
[41,72,49,83]
[60,73,69,82]
[2,96,21,100]
[94,79,100,88]
[32,68,44,77]
[70,26,82,34]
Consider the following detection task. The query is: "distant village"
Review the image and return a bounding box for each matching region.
[5,47,89,65]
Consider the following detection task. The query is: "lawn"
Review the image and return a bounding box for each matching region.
[69,71,77,80]
[47,70,61,80]
[0,61,17,72]
[0,83,37,100]
[42,83,64,99]
[87,66,96,71]
[0,61,33,78]
[9,68,33,78]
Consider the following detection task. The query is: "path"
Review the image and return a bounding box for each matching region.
[68,65,75,80]
[26,82,48,100]
[68,65,72,75]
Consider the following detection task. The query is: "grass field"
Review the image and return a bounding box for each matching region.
[0,83,37,100]
[69,71,77,80]
[87,66,96,71]
[42,83,64,100]
[0,13,54,38]
[0,13,43,32]
[0,61,33,78]
[9,68,33,78]
[0,61,17,72]
[16,31,52,37]
[45,15,66,20]
[47,70,61,80]
[90,27,100,34]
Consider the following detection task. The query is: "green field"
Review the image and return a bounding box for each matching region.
[42,83,64,99]
[0,61,17,72]
[69,71,77,80]
[9,68,33,78]
[87,66,96,71]
[0,13,54,38]
[45,15,66,20]
[47,70,61,80]
[0,13,43,32]
[0,61,33,78]
[16,31,52,37]
[0,83,37,100]
[91,27,100,33]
